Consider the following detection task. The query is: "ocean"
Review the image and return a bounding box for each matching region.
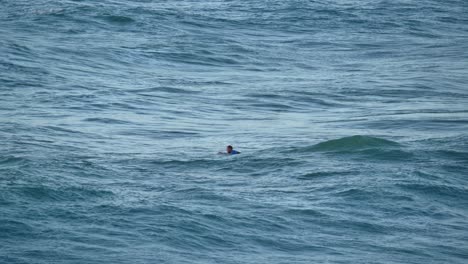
[1,0,468,263]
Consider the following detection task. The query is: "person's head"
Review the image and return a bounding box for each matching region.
[227,145,233,153]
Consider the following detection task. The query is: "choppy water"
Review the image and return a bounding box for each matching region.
[2,0,468,263]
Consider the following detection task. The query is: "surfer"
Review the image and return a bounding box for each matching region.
[219,145,240,155]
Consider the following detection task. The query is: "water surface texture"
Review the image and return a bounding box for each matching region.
[1,0,468,263]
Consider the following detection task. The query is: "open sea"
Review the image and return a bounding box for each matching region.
[1,0,468,263]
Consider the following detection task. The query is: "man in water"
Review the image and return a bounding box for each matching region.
[220,145,240,155]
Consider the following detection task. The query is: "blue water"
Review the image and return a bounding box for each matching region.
[1,0,468,263]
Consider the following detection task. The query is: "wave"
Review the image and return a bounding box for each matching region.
[296,170,356,180]
[99,15,135,24]
[285,135,412,160]
[0,155,28,166]
[133,86,201,95]
[10,185,114,202]
[311,135,399,152]
[396,183,468,201]
[83,117,135,125]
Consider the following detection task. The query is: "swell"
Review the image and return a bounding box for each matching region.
[283,135,412,160]
[6,184,114,202]
[310,135,399,151]
[396,183,468,202]
[279,135,417,162]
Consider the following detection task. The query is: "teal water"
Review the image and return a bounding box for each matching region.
[1,0,468,263]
